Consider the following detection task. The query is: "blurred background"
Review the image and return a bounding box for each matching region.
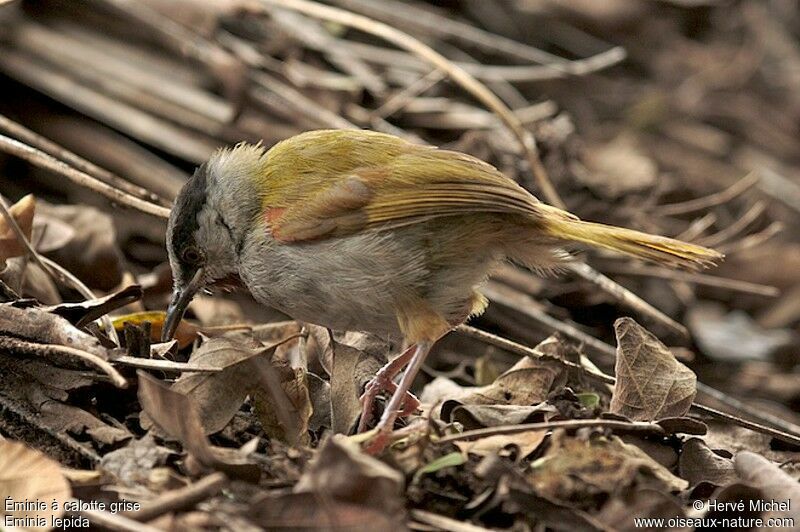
[1,0,799,423]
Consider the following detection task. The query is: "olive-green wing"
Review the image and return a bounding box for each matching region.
[265,146,567,243]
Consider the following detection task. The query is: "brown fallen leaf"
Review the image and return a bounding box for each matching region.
[0,194,35,270]
[462,353,567,406]
[171,336,270,435]
[678,437,737,487]
[38,203,124,291]
[610,317,697,421]
[294,435,406,520]
[455,429,547,459]
[442,401,557,430]
[329,333,386,435]
[0,439,71,530]
[528,431,687,509]
[0,304,108,358]
[137,370,260,481]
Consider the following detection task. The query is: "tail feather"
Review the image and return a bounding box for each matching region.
[542,215,723,270]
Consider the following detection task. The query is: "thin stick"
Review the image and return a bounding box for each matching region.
[12,339,128,388]
[693,403,800,448]
[112,355,222,373]
[697,201,765,247]
[125,472,228,522]
[602,263,779,297]
[0,134,171,219]
[259,0,565,208]
[717,221,783,254]
[372,68,445,119]
[567,262,688,336]
[0,114,168,206]
[436,419,665,445]
[653,172,759,216]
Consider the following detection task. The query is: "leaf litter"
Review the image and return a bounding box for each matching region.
[1,1,800,530]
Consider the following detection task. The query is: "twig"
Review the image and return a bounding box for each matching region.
[124,472,229,522]
[717,221,783,254]
[0,195,119,342]
[112,355,221,373]
[250,72,358,130]
[697,200,765,247]
[567,262,687,336]
[327,0,620,71]
[258,0,565,208]
[599,263,779,297]
[0,114,168,206]
[674,212,717,241]
[372,68,445,119]
[693,403,800,448]
[653,172,759,216]
[11,339,127,388]
[436,419,665,445]
[0,134,171,219]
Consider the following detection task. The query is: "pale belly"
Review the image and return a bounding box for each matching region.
[238,225,500,337]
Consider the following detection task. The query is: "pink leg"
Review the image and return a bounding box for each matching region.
[364,342,432,454]
[357,344,420,433]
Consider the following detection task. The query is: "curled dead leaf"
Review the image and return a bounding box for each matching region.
[610,318,697,421]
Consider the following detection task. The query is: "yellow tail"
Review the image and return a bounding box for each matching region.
[542,211,723,270]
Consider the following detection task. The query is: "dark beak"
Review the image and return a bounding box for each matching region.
[162,267,204,342]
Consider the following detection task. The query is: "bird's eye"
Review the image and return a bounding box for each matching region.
[182,246,202,264]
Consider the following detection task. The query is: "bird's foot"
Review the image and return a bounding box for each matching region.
[357,376,420,433]
[362,425,393,455]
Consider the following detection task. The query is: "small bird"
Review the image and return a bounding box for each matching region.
[162,129,721,452]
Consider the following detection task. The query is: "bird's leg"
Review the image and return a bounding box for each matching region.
[357,343,420,433]
[363,341,431,454]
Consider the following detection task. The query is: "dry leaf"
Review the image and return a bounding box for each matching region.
[455,429,547,459]
[610,317,697,421]
[678,437,737,487]
[171,336,268,434]
[294,435,405,518]
[137,370,260,481]
[462,354,567,406]
[38,203,124,290]
[0,304,108,358]
[250,492,402,532]
[0,439,71,531]
[529,433,687,508]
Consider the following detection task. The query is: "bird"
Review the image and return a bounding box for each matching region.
[161,129,722,453]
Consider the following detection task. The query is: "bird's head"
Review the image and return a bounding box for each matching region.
[162,144,266,341]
